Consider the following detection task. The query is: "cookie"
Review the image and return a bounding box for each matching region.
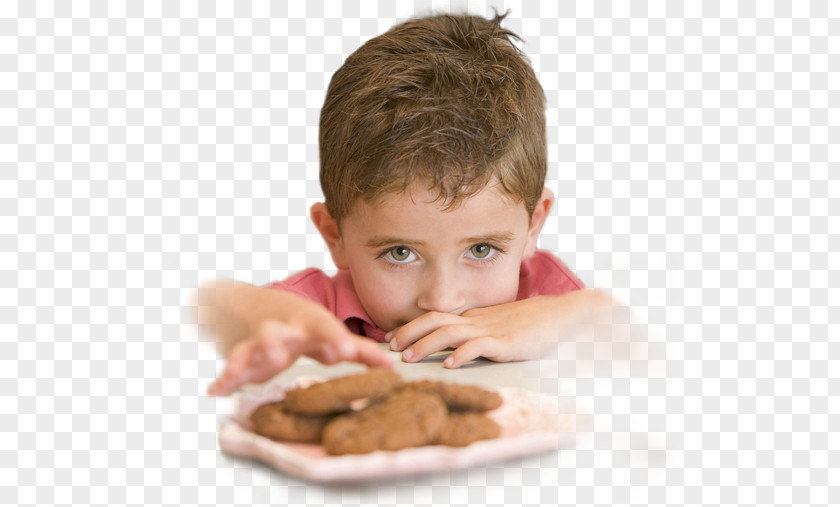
[249,400,332,443]
[282,367,403,416]
[436,412,501,447]
[322,390,447,455]
[400,380,503,412]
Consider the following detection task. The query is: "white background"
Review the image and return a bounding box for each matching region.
[2,0,836,505]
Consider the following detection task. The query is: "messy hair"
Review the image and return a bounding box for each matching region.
[319,12,546,224]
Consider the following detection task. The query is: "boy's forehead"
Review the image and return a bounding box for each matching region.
[351,178,522,215]
[340,180,530,236]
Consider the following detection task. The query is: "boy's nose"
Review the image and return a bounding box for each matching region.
[416,269,466,315]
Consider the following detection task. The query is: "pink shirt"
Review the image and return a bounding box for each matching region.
[265,249,584,342]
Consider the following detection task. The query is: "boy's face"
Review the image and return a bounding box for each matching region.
[315,181,551,332]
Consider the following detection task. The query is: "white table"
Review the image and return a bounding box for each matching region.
[264,343,547,392]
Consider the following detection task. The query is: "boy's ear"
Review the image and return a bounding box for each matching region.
[310,202,349,270]
[523,187,554,258]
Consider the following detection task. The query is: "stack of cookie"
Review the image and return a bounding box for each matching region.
[249,368,503,455]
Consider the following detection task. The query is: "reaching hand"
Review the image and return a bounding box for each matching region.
[207,319,393,396]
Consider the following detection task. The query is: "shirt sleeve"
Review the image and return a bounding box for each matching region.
[264,268,338,314]
[517,250,585,300]
[263,269,385,340]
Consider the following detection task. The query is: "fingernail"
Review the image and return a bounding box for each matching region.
[402,348,413,361]
[384,331,393,341]
[389,339,397,351]
[444,357,454,368]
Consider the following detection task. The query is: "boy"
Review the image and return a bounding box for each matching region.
[198,13,616,397]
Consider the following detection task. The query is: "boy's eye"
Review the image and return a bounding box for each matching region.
[387,246,414,262]
[468,244,493,259]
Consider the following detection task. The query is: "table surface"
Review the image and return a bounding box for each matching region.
[265,343,546,393]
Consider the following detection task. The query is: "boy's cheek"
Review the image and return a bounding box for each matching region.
[480,279,521,308]
[470,258,523,305]
[354,277,413,331]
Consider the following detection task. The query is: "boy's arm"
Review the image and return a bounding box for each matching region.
[387,288,636,368]
[195,280,392,395]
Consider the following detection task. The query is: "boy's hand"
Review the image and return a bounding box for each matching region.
[197,281,393,396]
[387,289,615,368]
[207,320,392,396]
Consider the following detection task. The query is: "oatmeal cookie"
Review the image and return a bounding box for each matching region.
[282,367,403,416]
[249,400,333,443]
[400,380,503,412]
[436,412,501,447]
[322,390,447,455]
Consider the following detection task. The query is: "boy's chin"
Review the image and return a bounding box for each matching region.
[385,318,412,330]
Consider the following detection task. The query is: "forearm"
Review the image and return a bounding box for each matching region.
[545,288,638,361]
[547,288,622,331]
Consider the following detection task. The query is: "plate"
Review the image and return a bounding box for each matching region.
[218,376,587,483]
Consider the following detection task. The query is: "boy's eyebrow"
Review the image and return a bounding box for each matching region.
[365,232,516,249]
[460,232,516,245]
[365,236,427,248]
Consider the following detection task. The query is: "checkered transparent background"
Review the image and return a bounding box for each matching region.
[1,0,837,505]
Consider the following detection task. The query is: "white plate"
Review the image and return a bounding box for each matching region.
[218,376,588,483]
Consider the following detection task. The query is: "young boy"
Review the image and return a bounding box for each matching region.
[198,13,615,397]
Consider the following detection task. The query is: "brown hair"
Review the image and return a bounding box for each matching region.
[319,12,546,224]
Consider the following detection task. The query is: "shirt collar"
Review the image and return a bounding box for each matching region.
[332,270,388,342]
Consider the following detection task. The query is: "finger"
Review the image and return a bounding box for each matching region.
[310,342,341,365]
[300,320,359,364]
[443,336,503,369]
[303,338,349,365]
[388,311,465,352]
[300,313,358,352]
[310,333,394,368]
[235,346,296,387]
[208,322,306,396]
[402,324,479,363]
[345,336,394,368]
[209,344,292,396]
[207,339,255,396]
